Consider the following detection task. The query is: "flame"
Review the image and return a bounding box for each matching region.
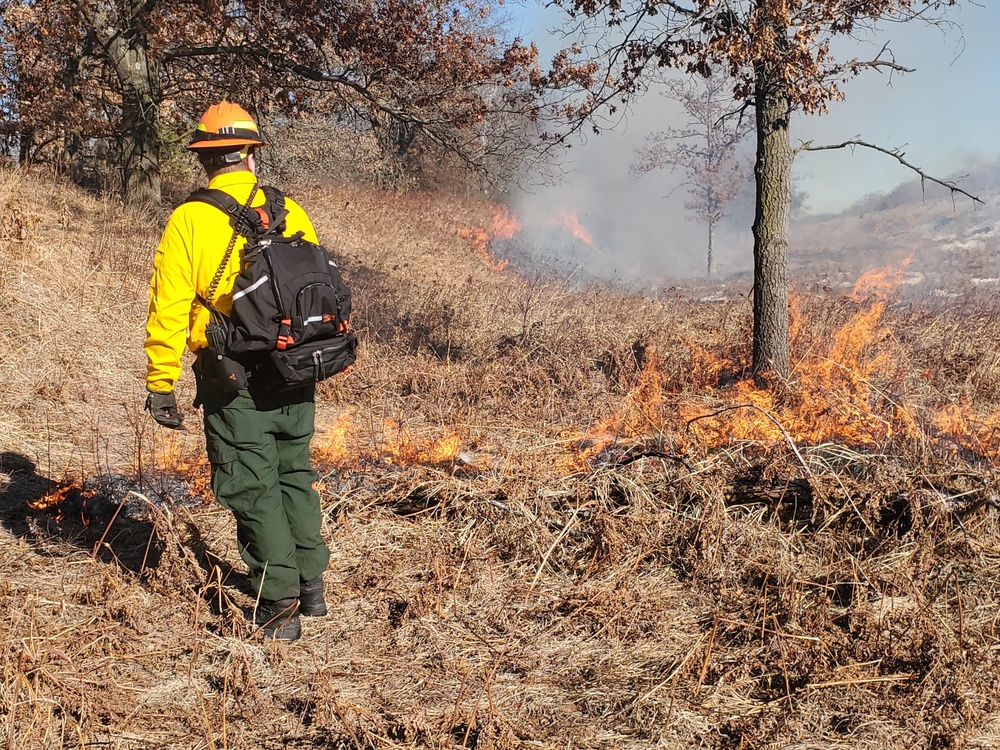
[852,255,913,301]
[491,205,520,240]
[680,285,916,450]
[674,260,1000,455]
[555,260,997,465]
[313,411,353,465]
[313,411,462,468]
[156,432,212,499]
[380,420,461,465]
[932,402,975,445]
[553,210,594,245]
[28,484,97,525]
[560,350,664,471]
[457,205,517,271]
[458,203,600,271]
[686,339,729,391]
[930,403,1000,458]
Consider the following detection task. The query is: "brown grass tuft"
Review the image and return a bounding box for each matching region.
[2,165,1000,748]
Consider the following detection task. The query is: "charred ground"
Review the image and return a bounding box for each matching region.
[1,166,1000,748]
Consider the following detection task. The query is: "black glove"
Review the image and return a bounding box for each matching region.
[145,390,185,430]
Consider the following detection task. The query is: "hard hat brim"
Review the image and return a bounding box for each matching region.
[187,137,269,151]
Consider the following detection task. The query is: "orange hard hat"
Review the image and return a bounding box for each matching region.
[187,101,268,151]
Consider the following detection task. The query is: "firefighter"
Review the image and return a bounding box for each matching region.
[144,101,330,640]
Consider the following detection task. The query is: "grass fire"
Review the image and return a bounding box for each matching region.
[2,162,1000,750]
[27,483,98,525]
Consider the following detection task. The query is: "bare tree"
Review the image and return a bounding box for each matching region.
[545,0,979,382]
[632,74,752,278]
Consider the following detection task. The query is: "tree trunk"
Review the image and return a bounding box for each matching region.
[707,218,716,278]
[83,1,163,206]
[750,73,793,381]
[18,131,33,165]
[119,50,163,206]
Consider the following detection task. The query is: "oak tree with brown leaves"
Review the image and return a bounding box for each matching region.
[0,0,542,205]
[549,0,978,381]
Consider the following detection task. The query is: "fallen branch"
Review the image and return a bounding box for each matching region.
[686,404,815,479]
[806,674,915,690]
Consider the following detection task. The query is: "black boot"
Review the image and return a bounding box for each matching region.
[299,575,327,617]
[254,597,301,640]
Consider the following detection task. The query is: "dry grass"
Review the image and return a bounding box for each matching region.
[2,164,1000,749]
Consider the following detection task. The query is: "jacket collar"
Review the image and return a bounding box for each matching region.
[207,170,258,190]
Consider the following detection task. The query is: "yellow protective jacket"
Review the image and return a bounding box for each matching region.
[145,171,319,393]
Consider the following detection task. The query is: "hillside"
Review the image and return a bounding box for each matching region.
[486,158,1000,297]
[2,166,1000,749]
[789,161,1000,301]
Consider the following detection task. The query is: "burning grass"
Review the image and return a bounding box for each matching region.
[2,166,1000,748]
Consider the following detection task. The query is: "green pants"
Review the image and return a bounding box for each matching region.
[201,385,330,601]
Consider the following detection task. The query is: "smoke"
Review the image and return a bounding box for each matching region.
[506,2,997,286]
[510,88,755,285]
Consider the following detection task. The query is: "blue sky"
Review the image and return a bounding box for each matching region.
[502,1,997,278]
[791,2,999,212]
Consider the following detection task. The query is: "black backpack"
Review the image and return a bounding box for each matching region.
[188,185,358,389]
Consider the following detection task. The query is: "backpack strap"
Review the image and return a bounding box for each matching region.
[187,187,262,238]
[185,184,290,237]
[187,184,260,310]
[261,186,289,235]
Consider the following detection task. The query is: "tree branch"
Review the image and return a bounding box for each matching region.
[797,138,983,205]
[165,44,373,100]
[841,59,914,75]
[168,43,530,187]
[838,42,915,77]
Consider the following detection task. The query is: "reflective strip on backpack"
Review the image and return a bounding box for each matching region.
[304,316,325,325]
[232,275,269,301]
[328,260,338,268]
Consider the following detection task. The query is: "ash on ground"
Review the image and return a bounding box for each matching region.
[83,473,209,518]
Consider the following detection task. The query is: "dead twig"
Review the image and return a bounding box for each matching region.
[687,404,815,479]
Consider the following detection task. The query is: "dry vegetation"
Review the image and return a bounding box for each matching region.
[2,163,1000,749]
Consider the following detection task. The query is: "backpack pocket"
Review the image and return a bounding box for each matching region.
[289,282,346,346]
[269,333,358,387]
[229,266,280,354]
